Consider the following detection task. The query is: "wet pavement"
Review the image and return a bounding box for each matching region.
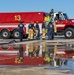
[0,41,74,74]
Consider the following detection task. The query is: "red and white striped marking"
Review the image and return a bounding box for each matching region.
[56,51,65,54]
[0,25,18,28]
[0,50,18,54]
[56,24,65,27]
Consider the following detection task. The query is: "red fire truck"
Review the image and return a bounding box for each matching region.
[0,12,74,39]
[0,12,45,39]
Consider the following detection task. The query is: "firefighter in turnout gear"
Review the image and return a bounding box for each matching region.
[45,9,57,35]
[49,9,57,34]
[42,21,46,40]
[18,20,24,42]
[28,22,35,40]
[35,21,40,40]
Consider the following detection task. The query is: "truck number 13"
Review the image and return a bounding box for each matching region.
[14,15,21,21]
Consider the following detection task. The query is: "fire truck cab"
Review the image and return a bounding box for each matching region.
[54,12,74,39]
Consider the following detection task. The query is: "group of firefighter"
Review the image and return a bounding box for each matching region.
[18,9,57,41]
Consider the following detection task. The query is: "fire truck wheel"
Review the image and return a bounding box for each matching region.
[1,29,11,39]
[12,29,19,39]
[13,44,20,50]
[64,28,74,39]
[1,45,8,50]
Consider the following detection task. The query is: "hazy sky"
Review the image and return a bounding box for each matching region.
[0,0,74,18]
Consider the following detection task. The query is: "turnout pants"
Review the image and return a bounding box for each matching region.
[28,29,34,39]
[35,29,40,40]
[42,28,46,39]
[53,23,57,33]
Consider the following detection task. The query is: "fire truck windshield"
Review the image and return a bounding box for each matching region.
[63,13,69,20]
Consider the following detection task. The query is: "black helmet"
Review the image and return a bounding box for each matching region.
[20,20,24,23]
[51,9,54,13]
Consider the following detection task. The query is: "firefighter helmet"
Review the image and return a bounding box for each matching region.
[51,9,54,13]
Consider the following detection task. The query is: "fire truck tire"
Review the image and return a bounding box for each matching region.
[1,29,11,39]
[1,45,8,50]
[12,29,19,39]
[13,45,20,50]
[64,28,74,39]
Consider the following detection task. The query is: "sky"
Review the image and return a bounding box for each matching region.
[0,0,74,18]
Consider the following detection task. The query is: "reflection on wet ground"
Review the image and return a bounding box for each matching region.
[0,42,74,73]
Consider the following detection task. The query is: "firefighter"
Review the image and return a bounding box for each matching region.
[35,21,40,40]
[42,21,46,40]
[28,21,35,40]
[49,9,57,34]
[18,20,24,42]
[47,22,54,40]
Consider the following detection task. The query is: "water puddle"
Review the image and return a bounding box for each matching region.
[0,42,74,72]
